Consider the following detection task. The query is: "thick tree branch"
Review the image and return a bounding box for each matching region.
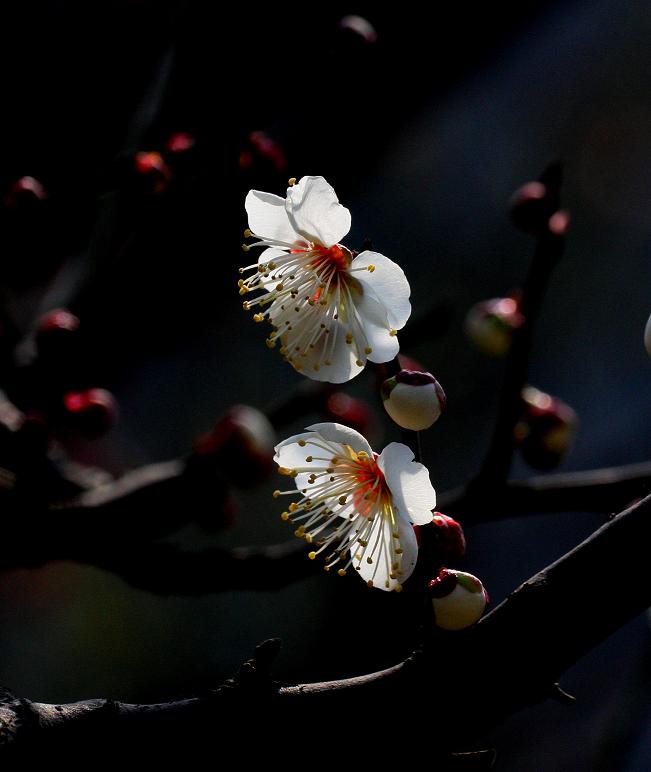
[2,492,649,756]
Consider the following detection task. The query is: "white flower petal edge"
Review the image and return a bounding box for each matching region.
[377,442,437,526]
[286,176,351,248]
[273,424,436,591]
[239,177,412,383]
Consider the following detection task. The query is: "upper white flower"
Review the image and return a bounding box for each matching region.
[239,176,411,383]
[273,422,437,591]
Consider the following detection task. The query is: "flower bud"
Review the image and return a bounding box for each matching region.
[63,389,118,438]
[465,296,524,357]
[337,15,377,46]
[134,151,172,194]
[4,176,47,208]
[509,180,556,234]
[644,312,651,358]
[381,370,446,431]
[431,513,466,558]
[515,386,577,470]
[165,131,196,154]
[194,405,275,487]
[429,568,488,631]
[35,308,80,362]
[324,392,373,436]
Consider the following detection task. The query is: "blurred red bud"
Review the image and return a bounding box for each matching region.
[337,15,377,45]
[134,151,172,193]
[239,131,287,174]
[63,389,118,438]
[465,296,524,357]
[165,131,195,154]
[324,392,373,436]
[35,308,81,361]
[194,405,275,487]
[509,180,556,234]
[4,176,47,208]
[515,386,577,470]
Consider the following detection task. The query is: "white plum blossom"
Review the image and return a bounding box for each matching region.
[239,176,411,383]
[273,422,437,591]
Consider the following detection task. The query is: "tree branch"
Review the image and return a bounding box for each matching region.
[2,491,649,758]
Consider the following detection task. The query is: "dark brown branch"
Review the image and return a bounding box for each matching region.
[476,164,566,488]
[1,459,649,594]
[2,492,650,757]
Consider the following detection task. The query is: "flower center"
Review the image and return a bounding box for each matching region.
[311,243,353,273]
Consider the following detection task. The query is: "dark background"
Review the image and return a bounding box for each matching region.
[0,1,649,768]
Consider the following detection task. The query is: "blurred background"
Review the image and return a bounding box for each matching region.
[0,1,650,768]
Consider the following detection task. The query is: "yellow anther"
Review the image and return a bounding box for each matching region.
[268,262,277,269]
[392,531,399,538]
[278,467,294,476]
[324,359,332,366]
[389,329,398,336]
[298,439,306,447]
[394,583,403,593]
[288,502,298,513]
[258,264,266,273]
[273,490,281,498]
[281,512,290,521]
[305,456,313,462]
[395,548,404,555]
[265,338,276,349]
[241,244,250,252]
[337,568,347,577]
[239,286,249,296]
[366,556,373,564]
[253,313,264,322]
[358,539,368,547]
[243,228,252,237]
[392,562,400,570]
[324,565,331,572]
[313,364,320,371]
[279,346,288,355]
[294,526,305,537]
[364,346,373,355]
[276,283,284,291]
[237,279,244,287]
[338,496,347,505]
[308,551,316,560]
[367,265,375,273]
[242,301,250,311]
[288,177,297,186]
[345,333,354,344]
[331,456,339,464]
[356,359,363,366]
[367,580,374,588]
[357,451,369,458]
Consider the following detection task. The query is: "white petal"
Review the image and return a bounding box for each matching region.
[377,442,436,525]
[273,431,321,490]
[350,510,418,591]
[354,290,400,363]
[305,422,373,456]
[352,251,411,330]
[246,190,298,244]
[283,315,361,384]
[285,176,351,248]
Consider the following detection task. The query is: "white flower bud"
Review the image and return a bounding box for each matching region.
[381,370,446,431]
[429,569,488,631]
[645,312,651,358]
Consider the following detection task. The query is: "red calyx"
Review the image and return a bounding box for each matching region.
[431,513,466,558]
[428,568,458,598]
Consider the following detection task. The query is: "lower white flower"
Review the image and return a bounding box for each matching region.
[239,175,411,383]
[273,422,436,591]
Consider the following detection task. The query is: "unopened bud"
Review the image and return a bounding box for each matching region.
[134,151,172,194]
[515,386,577,470]
[465,296,524,357]
[324,392,372,435]
[165,131,196,154]
[4,176,47,208]
[431,513,466,558]
[35,308,80,362]
[194,405,275,487]
[509,181,556,234]
[381,370,446,431]
[63,389,118,438]
[429,568,488,631]
[337,15,377,45]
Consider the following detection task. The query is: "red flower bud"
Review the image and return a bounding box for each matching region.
[515,386,578,470]
[465,296,524,357]
[430,513,466,558]
[63,389,118,438]
[4,176,47,208]
[429,568,488,630]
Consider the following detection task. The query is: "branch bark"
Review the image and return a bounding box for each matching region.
[3,491,649,757]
